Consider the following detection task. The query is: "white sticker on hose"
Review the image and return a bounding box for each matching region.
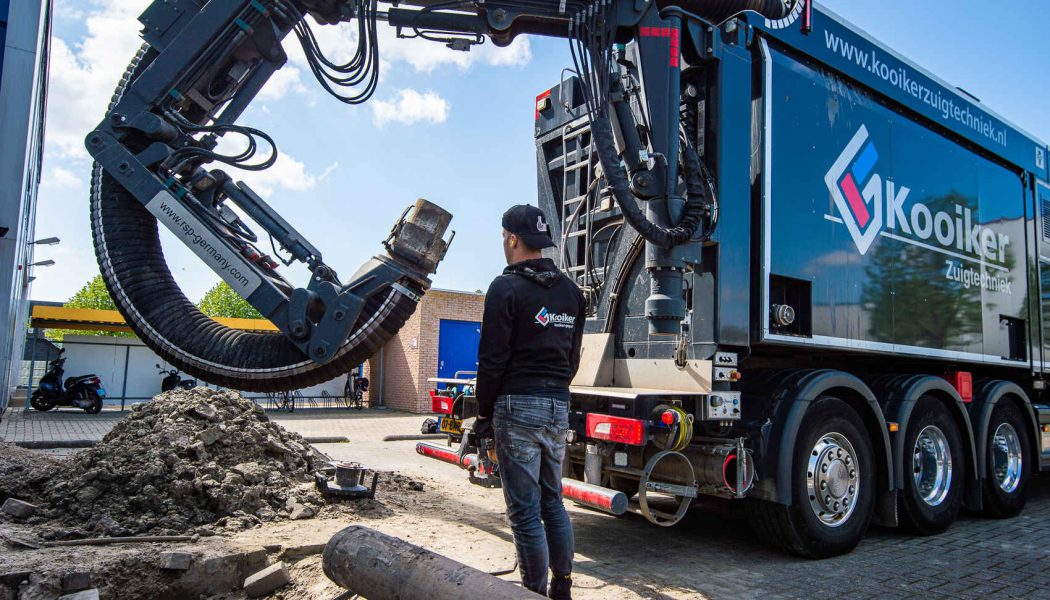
[146,191,262,297]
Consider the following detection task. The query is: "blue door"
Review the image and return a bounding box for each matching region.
[437,320,481,387]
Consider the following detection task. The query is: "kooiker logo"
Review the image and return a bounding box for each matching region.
[535,307,576,328]
[824,125,1010,267]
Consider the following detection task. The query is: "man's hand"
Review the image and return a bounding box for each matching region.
[473,417,494,441]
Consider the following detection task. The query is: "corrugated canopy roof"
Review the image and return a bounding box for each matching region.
[29,304,278,333]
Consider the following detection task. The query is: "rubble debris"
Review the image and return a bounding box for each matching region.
[1,498,37,519]
[59,571,91,593]
[243,562,291,597]
[16,573,61,600]
[159,551,193,571]
[0,442,62,503]
[35,388,326,538]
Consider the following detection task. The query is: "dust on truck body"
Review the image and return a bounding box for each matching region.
[534,4,1050,557]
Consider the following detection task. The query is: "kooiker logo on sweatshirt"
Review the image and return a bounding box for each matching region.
[535,307,576,328]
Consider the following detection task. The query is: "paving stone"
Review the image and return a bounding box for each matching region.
[159,551,193,571]
[1,498,37,518]
[243,562,290,598]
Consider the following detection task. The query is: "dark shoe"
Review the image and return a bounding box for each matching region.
[549,574,572,600]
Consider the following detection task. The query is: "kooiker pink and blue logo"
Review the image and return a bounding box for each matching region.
[535,307,550,326]
[825,125,883,255]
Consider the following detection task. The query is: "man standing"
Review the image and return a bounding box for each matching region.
[473,204,585,600]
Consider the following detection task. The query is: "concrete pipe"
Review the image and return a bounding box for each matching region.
[323,525,543,600]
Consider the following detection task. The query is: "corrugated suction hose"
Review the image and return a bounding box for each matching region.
[90,45,424,391]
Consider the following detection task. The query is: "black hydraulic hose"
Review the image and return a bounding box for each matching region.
[589,115,706,250]
[659,0,791,23]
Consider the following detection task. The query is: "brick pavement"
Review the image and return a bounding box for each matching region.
[4,407,1050,599]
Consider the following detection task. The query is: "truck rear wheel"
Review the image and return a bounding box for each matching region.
[749,397,875,558]
[898,396,964,534]
[981,401,1031,518]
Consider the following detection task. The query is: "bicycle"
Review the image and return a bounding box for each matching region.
[270,390,296,413]
[344,373,368,410]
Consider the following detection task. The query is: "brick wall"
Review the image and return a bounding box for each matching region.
[368,288,485,413]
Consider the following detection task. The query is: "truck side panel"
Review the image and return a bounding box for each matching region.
[758,43,1029,367]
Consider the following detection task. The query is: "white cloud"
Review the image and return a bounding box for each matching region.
[41,166,82,190]
[371,89,448,126]
[44,1,152,160]
[257,66,308,102]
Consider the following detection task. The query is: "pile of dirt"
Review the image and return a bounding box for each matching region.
[36,388,326,538]
[0,442,63,503]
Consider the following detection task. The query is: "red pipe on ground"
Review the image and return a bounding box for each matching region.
[418,443,627,514]
[561,479,629,515]
[416,441,463,464]
[416,442,489,474]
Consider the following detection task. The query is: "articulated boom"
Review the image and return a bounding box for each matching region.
[86,0,793,390]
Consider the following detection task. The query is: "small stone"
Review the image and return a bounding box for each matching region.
[288,503,315,520]
[75,487,101,504]
[58,590,99,600]
[159,551,193,571]
[2,498,38,519]
[264,436,289,454]
[60,572,91,593]
[243,562,290,598]
[200,426,224,445]
[190,403,218,420]
[244,547,268,569]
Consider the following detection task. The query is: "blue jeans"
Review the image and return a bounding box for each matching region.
[494,392,574,598]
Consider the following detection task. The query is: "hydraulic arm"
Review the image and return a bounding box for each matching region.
[87,0,794,390]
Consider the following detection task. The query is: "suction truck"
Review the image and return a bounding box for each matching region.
[87,0,1050,557]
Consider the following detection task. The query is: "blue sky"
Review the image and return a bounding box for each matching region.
[30,0,1050,304]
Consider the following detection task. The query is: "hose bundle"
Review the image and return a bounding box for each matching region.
[658,0,791,24]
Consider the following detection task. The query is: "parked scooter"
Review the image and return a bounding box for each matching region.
[30,350,106,414]
[157,364,196,392]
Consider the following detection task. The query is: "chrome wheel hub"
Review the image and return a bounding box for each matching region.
[807,432,859,527]
[991,423,1022,494]
[912,425,952,506]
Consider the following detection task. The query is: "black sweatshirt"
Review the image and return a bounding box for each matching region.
[475,258,586,419]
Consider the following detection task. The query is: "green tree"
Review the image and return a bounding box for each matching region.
[47,274,133,339]
[197,282,263,319]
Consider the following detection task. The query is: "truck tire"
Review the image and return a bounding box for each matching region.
[981,401,1031,518]
[898,396,964,534]
[749,397,875,558]
[89,46,421,392]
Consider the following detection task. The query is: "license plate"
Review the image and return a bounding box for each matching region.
[97,388,106,397]
[439,417,462,435]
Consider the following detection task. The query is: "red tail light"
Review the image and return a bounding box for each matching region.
[586,414,646,446]
[91,377,101,386]
[429,390,453,414]
[946,371,973,403]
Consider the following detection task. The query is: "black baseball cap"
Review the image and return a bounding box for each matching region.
[502,204,555,249]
